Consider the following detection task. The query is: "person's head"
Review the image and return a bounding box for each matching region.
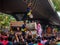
[17,27,20,31]
[32,21,34,23]
[8,37,12,41]
[37,39,41,43]
[31,38,35,44]
[1,32,7,36]
[12,36,16,42]
[23,21,26,24]
[29,30,31,32]
[34,40,37,44]
[37,36,41,40]
[42,37,47,40]
[28,35,32,39]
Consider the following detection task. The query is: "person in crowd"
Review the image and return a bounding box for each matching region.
[2,33,9,45]
[28,39,34,45]
[33,39,37,45]
[26,30,34,43]
[13,36,19,45]
[53,28,57,37]
[16,27,22,40]
[37,39,43,45]
[16,27,21,33]
[0,33,3,45]
[2,39,8,45]
[41,37,48,45]
[36,22,43,37]
[21,21,26,38]
[8,37,13,45]
[19,38,26,45]
[56,40,60,45]
[1,21,59,45]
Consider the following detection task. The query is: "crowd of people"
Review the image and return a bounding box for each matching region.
[0,21,60,45]
[0,27,60,45]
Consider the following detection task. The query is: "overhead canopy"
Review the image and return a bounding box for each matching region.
[0,0,60,25]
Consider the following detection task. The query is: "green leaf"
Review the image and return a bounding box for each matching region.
[0,13,16,28]
[52,0,60,11]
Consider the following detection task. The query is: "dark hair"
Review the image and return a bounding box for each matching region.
[37,36,41,39]
[8,37,12,41]
[34,39,37,43]
[42,37,47,40]
[31,38,35,43]
[37,39,41,43]
[28,35,32,39]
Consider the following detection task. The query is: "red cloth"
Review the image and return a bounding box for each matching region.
[2,40,8,45]
[38,43,43,45]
